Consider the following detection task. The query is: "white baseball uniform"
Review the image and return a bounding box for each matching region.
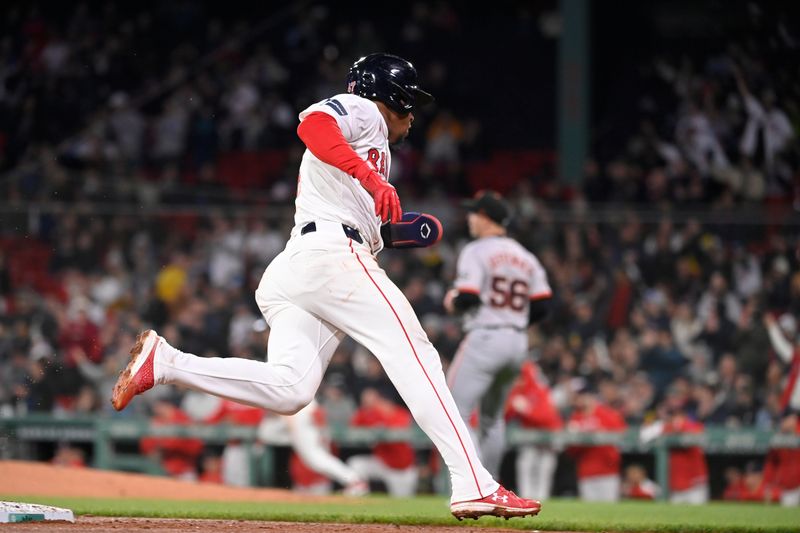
[152,93,498,503]
[447,236,551,476]
[256,399,362,490]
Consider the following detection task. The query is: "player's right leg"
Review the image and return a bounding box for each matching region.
[446,336,496,457]
[476,362,522,476]
[298,241,539,518]
[111,305,343,414]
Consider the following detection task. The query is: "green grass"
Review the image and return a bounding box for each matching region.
[2,494,799,532]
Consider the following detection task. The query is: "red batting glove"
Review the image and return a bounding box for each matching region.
[360,171,402,223]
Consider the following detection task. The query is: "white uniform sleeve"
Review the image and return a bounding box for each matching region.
[529,255,552,300]
[454,244,483,294]
[298,94,380,144]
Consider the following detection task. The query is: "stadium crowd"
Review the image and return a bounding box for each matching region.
[1,0,799,503]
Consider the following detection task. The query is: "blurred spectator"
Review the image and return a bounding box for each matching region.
[621,464,660,500]
[565,382,627,502]
[140,398,204,481]
[733,66,794,178]
[762,413,800,507]
[505,361,563,500]
[764,313,800,414]
[674,99,729,175]
[282,401,367,496]
[202,397,264,487]
[641,388,709,504]
[639,325,687,398]
[347,388,418,497]
[51,445,87,468]
[722,462,778,503]
[199,454,224,484]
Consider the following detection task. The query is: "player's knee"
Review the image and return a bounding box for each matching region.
[277,390,314,415]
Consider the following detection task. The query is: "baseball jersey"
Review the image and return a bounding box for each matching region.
[663,418,707,491]
[296,93,390,252]
[566,403,627,479]
[454,236,551,331]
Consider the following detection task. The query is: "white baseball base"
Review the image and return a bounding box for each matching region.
[0,501,75,523]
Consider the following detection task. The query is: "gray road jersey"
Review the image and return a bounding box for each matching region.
[454,236,551,331]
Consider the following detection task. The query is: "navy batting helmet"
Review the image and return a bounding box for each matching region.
[346,53,434,115]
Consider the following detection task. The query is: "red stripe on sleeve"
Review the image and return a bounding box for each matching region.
[529,291,552,301]
[456,287,481,295]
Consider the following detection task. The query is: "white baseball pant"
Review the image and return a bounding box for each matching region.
[780,486,800,507]
[285,400,361,486]
[669,483,709,505]
[578,474,621,502]
[154,222,498,503]
[221,443,251,486]
[347,455,418,497]
[515,445,557,500]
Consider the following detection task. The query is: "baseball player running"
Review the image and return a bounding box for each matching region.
[444,191,552,478]
[111,53,540,520]
[256,399,368,495]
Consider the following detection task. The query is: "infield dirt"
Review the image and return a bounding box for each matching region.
[0,461,559,532]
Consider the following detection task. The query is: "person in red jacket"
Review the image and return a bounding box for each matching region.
[203,398,264,486]
[722,462,779,503]
[640,388,709,503]
[505,361,563,500]
[566,382,626,502]
[763,412,800,506]
[621,463,660,500]
[347,388,418,497]
[663,409,709,504]
[140,399,204,480]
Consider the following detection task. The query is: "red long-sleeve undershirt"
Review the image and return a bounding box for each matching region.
[297,111,374,182]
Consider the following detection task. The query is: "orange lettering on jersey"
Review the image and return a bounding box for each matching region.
[489,253,533,277]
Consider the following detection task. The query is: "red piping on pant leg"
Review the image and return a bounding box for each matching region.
[348,240,484,498]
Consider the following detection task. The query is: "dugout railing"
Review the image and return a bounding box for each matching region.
[1,415,798,500]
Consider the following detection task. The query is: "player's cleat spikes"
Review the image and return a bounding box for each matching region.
[111,330,160,411]
[450,486,541,521]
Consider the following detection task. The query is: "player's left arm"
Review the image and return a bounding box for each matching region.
[444,245,483,314]
[528,294,551,325]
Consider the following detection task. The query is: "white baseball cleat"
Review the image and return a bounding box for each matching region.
[111,330,161,411]
[450,485,541,521]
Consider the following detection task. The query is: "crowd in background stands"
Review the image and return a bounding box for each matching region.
[1,0,799,500]
[1,3,797,207]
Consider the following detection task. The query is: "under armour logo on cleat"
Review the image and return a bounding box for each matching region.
[420,222,431,238]
[492,493,508,503]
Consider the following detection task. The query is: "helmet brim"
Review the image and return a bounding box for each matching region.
[413,88,434,107]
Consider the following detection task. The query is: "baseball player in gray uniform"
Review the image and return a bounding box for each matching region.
[444,190,552,478]
[111,54,541,521]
